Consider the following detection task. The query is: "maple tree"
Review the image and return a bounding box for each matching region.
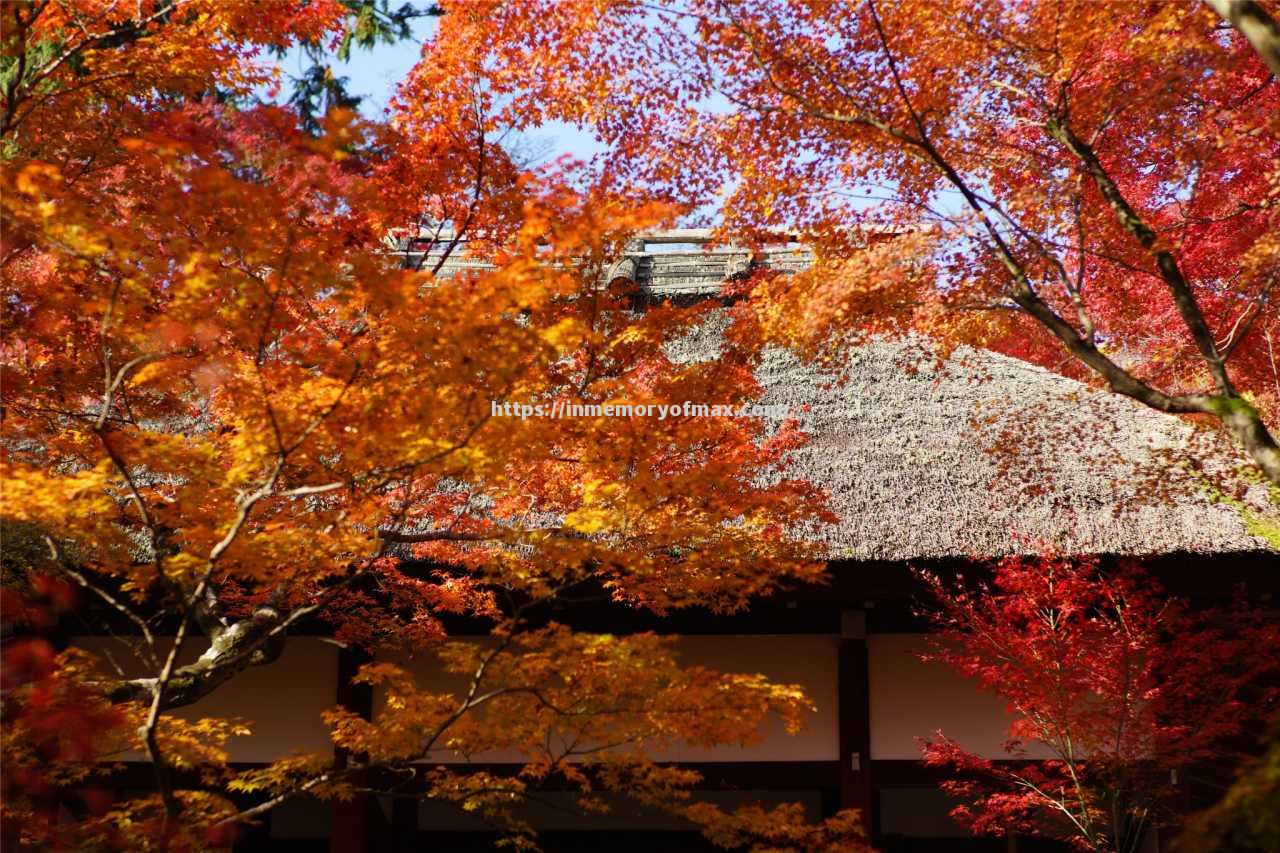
[425,0,1280,492]
[0,1,865,850]
[4,0,1278,849]
[915,555,1280,852]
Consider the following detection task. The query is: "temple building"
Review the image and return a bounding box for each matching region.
[90,233,1277,852]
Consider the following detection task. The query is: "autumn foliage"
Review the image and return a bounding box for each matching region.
[1,1,858,849]
[2,0,1278,850]
[427,0,1280,488]
[918,555,1280,852]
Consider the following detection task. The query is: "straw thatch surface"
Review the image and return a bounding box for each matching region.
[398,239,1273,559]
[666,316,1275,559]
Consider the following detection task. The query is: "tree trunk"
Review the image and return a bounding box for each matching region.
[1204,0,1280,77]
[1213,397,1280,486]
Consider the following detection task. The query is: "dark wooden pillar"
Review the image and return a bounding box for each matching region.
[1,817,15,852]
[332,646,373,853]
[391,796,419,852]
[838,611,874,834]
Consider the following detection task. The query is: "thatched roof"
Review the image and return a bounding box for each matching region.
[398,235,1273,559]
[666,316,1275,559]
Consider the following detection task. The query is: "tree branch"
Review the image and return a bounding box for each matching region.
[1204,0,1280,77]
[106,604,286,708]
[1044,116,1235,395]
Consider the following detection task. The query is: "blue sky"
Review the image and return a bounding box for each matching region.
[263,17,889,227]
[269,18,604,165]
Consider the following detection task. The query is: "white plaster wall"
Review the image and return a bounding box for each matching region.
[180,637,338,763]
[868,633,1053,760]
[655,634,839,762]
[73,630,1046,767]
[74,636,338,763]
[385,634,840,764]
